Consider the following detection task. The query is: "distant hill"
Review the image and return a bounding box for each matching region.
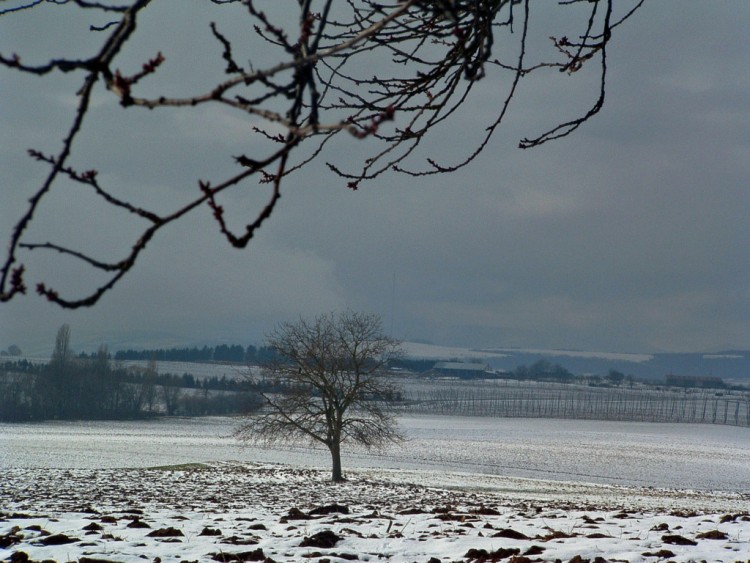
[12,339,745,384]
[401,343,749,382]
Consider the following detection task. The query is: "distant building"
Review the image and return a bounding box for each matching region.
[665,374,725,388]
[430,361,493,379]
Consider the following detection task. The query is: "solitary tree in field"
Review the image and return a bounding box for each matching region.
[0,0,646,308]
[236,310,403,482]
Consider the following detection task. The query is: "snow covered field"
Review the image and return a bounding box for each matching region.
[2,416,749,491]
[3,463,750,562]
[2,416,750,562]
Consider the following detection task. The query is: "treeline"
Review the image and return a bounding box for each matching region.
[0,325,262,422]
[0,357,262,422]
[2,343,155,421]
[0,360,304,422]
[390,358,580,381]
[509,361,640,387]
[390,358,438,373]
[510,359,575,382]
[113,344,277,364]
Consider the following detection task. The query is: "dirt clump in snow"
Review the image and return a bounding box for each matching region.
[309,504,349,516]
[695,528,727,539]
[299,529,341,548]
[660,533,697,546]
[464,546,520,560]
[491,528,529,540]
[147,526,184,537]
[36,532,79,545]
[209,547,266,562]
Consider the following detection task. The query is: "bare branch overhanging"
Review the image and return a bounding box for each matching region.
[0,0,644,308]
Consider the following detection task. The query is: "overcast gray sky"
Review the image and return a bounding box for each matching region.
[2,1,748,355]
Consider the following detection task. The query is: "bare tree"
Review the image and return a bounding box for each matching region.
[160,378,183,416]
[50,323,72,368]
[0,0,645,308]
[40,323,75,418]
[236,310,402,482]
[139,357,159,414]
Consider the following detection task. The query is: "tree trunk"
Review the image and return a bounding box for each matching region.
[329,441,344,482]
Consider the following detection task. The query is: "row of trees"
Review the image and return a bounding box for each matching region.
[0,325,262,421]
[508,363,635,387]
[113,344,277,364]
[511,360,575,382]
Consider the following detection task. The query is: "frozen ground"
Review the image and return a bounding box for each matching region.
[2,416,749,561]
[2,463,749,562]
